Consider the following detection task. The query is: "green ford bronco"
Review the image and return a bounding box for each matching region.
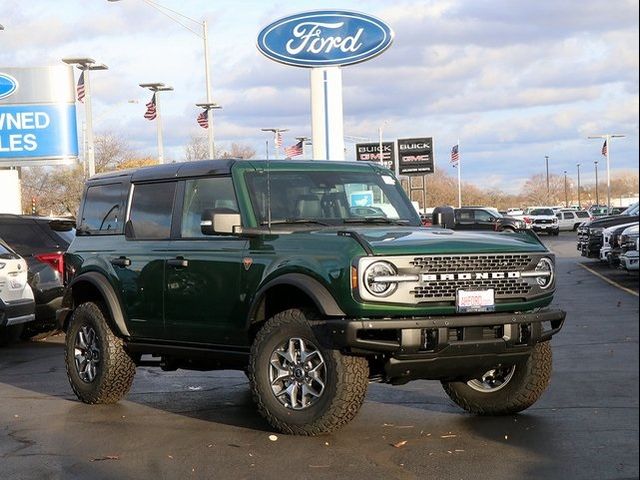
[58,159,565,435]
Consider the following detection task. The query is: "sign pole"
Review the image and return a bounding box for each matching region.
[310,67,345,160]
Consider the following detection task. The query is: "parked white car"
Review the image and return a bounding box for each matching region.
[517,207,559,235]
[599,221,638,263]
[0,239,35,345]
[555,209,592,231]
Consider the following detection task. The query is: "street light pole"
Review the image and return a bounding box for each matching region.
[195,102,222,158]
[564,171,568,208]
[108,0,217,158]
[545,155,550,194]
[62,57,108,177]
[140,83,173,164]
[261,128,289,159]
[588,134,626,214]
[594,160,599,206]
[576,163,581,208]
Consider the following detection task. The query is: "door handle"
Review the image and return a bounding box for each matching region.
[111,256,131,267]
[167,257,189,268]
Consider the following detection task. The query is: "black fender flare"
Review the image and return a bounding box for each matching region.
[67,272,130,337]
[247,273,345,325]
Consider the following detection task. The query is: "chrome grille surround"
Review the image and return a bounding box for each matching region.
[357,253,553,304]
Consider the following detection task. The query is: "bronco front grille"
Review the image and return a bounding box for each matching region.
[409,254,532,273]
[411,277,531,300]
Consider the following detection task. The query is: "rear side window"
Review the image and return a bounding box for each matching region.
[576,211,589,218]
[128,182,176,239]
[0,220,63,256]
[80,183,127,234]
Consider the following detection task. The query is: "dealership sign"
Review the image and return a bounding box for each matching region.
[0,66,78,166]
[355,142,395,171]
[257,10,394,67]
[397,137,434,175]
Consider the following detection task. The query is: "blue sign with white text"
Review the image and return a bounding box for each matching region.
[0,104,78,159]
[257,10,394,67]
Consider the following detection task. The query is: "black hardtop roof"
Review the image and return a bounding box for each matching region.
[87,159,383,183]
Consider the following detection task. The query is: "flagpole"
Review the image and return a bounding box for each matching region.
[457,138,462,208]
[140,83,173,164]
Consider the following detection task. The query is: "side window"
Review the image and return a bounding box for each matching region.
[475,210,494,222]
[555,213,562,219]
[128,182,176,239]
[457,210,474,223]
[181,177,238,238]
[80,183,127,234]
[564,212,575,219]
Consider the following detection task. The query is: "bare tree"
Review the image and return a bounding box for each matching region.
[220,143,256,160]
[184,134,209,161]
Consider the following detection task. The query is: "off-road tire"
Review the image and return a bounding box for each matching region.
[64,302,136,404]
[0,324,24,347]
[441,341,552,415]
[249,309,369,435]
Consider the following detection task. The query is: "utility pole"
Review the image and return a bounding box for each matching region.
[545,155,550,194]
[588,134,626,214]
[576,163,581,208]
[62,57,108,177]
[140,82,173,164]
[594,160,599,206]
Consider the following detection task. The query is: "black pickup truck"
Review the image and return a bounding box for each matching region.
[433,207,527,232]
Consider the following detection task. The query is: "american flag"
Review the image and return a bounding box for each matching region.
[76,72,85,103]
[274,130,282,148]
[197,109,208,129]
[601,140,607,157]
[450,144,459,164]
[144,94,157,121]
[284,140,303,158]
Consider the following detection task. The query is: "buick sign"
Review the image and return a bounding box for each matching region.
[257,10,394,67]
[0,73,18,100]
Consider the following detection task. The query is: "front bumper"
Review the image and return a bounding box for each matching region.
[620,252,639,271]
[321,308,565,384]
[532,224,558,233]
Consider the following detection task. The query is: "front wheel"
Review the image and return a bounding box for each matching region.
[64,302,136,404]
[441,341,552,415]
[249,309,369,435]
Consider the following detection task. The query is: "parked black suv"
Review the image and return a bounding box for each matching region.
[0,215,75,338]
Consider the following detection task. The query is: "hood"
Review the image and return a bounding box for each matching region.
[588,214,639,229]
[317,226,547,256]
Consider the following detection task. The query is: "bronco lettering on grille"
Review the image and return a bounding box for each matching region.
[421,272,521,282]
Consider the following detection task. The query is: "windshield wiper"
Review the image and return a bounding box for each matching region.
[260,218,331,226]
[342,217,411,225]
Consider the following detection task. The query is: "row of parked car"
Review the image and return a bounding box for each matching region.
[0,215,75,345]
[576,202,639,272]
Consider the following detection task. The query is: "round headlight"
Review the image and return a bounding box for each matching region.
[363,261,397,297]
[534,257,554,289]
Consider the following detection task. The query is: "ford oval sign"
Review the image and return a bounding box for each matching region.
[0,73,19,100]
[257,10,394,68]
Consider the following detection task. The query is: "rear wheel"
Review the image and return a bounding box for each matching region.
[249,309,369,435]
[64,302,136,404]
[441,341,552,415]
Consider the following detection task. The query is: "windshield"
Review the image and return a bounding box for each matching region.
[245,170,420,226]
[622,202,639,216]
[528,208,554,216]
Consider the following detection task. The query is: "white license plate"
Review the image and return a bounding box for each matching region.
[456,289,495,313]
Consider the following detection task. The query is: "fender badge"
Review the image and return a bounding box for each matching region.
[242,257,253,271]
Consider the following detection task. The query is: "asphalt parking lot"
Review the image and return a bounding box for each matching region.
[1,231,638,480]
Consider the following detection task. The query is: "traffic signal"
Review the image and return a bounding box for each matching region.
[31,197,36,215]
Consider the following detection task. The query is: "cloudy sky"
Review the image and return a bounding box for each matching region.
[1,0,638,193]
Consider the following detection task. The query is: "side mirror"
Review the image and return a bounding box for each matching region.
[200,209,241,235]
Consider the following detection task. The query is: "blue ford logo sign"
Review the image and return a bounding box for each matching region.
[0,73,19,100]
[257,10,394,67]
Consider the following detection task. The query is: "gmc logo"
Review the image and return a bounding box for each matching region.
[421,272,521,281]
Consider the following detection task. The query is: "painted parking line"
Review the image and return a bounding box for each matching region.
[577,262,639,297]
